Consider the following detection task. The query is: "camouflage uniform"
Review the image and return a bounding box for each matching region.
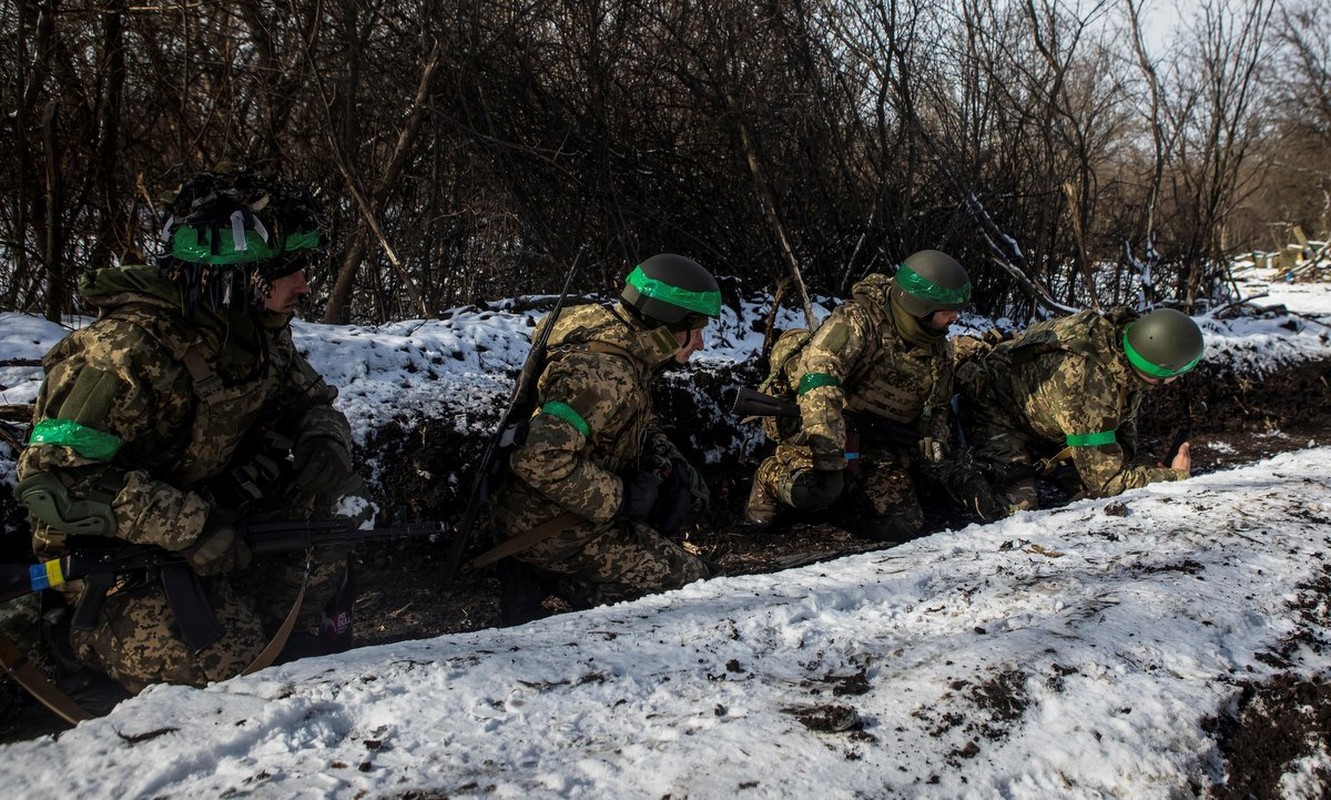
[18,265,364,692]
[754,273,956,540]
[955,308,1184,510]
[491,302,710,608]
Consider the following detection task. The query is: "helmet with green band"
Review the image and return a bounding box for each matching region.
[893,250,972,317]
[620,253,721,330]
[157,165,326,312]
[1123,308,1204,378]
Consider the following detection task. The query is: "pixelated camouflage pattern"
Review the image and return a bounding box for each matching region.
[751,274,954,536]
[19,265,360,689]
[787,274,954,465]
[491,302,709,605]
[956,308,1184,501]
[753,437,924,540]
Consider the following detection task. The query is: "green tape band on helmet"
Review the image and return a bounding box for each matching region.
[798,373,841,396]
[172,226,322,266]
[896,264,971,305]
[1066,430,1117,447]
[540,401,591,438]
[1122,330,1202,378]
[29,418,123,462]
[625,265,721,317]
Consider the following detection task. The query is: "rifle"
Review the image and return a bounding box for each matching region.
[1,518,447,607]
[0,518,443,726]
[441,251,583,586]
[731,387,923,447]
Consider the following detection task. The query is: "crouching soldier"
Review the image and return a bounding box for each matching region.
[490,254,720,621]
[16,166,371,694]
[746,250,1002,542]
[954,307,1204,514]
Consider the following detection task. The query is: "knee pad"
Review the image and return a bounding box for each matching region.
[790,470,845,510]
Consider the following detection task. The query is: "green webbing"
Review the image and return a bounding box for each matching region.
[625,265,721,316]
[797,373,841,396]
[539,401,591,437]
[28,418,123,462]
[172,226,322,266]
[895,264,971,305]
[1066,430,1116,447]
[1122,329,1202,378]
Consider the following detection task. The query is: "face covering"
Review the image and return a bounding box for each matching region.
[890,291,947,348]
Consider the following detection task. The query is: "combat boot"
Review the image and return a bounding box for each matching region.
[745,476,779,529]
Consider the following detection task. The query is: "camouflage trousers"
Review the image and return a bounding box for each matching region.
[70,472,370,693]
[958,401,1046,513]
[754,441,924,541]
[510,516,710,609]
[70,555,347,693]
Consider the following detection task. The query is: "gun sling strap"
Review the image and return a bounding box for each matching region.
[469,511,581,570]
[0,563,309,726]
[0,628,94,726]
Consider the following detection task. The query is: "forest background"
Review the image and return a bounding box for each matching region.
[1,0,1328,326]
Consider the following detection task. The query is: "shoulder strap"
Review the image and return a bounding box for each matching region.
[181,347,227,405]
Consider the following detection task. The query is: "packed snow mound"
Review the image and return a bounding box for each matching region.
[3,447,1329,799]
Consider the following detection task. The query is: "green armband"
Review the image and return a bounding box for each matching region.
[1066,430,1116,447]
[797,373,841,396]
[28,418,123,462]
[539,401,591,437]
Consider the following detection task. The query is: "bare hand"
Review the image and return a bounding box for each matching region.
[1169,441,1192,475]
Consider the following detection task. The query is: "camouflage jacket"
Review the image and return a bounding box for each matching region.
[963,308,1182,496]
[492,302,686,549]
[783,274,954,466]
[18,265,350,556]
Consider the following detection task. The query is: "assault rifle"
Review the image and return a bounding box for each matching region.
[0,518,444,726]
[1,518,446,651]
[731,387,923,447]
[441,251,583,586]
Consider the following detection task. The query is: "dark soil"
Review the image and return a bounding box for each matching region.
[2,352,1330,793]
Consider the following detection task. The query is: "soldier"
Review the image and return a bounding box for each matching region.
[15,166,369,693]
[746,250,997,542]
[491,254,720,620]
[954,307,1204,513]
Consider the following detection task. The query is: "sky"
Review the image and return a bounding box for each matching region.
[0,263,1327,798]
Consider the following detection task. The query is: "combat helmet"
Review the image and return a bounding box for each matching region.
[1122,308,1204,378]
[157,165,326,312]
[892,250,972,318]
[620,253,721,331]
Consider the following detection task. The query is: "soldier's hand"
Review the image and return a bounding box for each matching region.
[1169,441,1192,475]
[181,511,251,576]
[293,436,352,497]
[620,471,663,519]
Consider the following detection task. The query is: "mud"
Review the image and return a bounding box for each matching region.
[1,353,1329,792]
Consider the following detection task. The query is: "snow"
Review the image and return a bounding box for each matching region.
[0,268,1329,799]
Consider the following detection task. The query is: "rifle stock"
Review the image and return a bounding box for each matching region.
[731,386,801,418]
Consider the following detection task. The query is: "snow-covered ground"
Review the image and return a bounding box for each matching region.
[0,267,1328,798]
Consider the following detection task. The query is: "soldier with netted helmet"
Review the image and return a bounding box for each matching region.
[746,250,1002,542]
[15,165,371,693]
[954,306,1205,514]
[490,253,722,623]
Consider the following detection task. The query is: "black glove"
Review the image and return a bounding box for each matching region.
[292,436,352,497]
[648,459,695,536]
[619,471,663,519]
[960,473,1007,521]
[180,510,251,576]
